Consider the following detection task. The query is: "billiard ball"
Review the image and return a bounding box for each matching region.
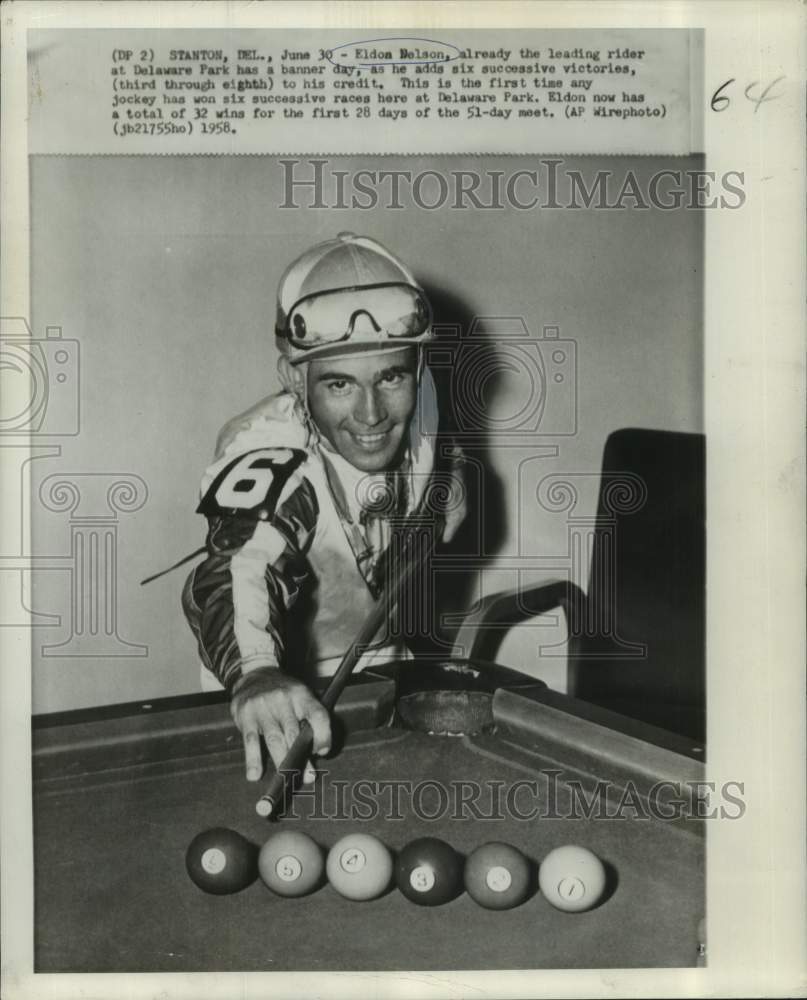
[464,842,532,910]
[258,830,324,898]
[326,833,393,901]
[395,837,463,906]
[538,844,607,912]
[185,827,258,895]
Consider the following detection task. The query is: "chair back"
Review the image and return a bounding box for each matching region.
[568,428,706,743]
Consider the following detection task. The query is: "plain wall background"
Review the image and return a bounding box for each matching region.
[29,155,703,712]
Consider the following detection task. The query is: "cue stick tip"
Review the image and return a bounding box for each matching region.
[255,796,274,818]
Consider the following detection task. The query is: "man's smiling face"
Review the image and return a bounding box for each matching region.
[307,347,418,473]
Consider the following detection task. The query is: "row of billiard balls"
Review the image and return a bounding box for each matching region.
[186,827,608,912]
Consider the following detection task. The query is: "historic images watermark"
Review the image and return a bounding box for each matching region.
[0,319,80,437]
[280,770,746,823]
[0,317,148,654]
[279,158,746,211]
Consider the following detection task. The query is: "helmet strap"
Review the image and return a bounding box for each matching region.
[278,356,319,447]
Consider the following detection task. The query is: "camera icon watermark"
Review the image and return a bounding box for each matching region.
[0,317,80,436]
[0,316,148,657]
[424,318,577,444]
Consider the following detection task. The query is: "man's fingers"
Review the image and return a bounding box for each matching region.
[290,687,331,756]
[302,760,317,784]
[263,727,289,773]
[275,698,301,749]
[305,702,332,756]
[242,729,263,782]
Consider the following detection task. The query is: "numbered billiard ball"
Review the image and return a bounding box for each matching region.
[538,844,607,912]
[258,830,324,898]
[395,837,463,906]
[326,833,393,901]
[185,827,258,895]
[464,842,532,910]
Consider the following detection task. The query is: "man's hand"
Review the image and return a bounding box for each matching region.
[229,667,331,783]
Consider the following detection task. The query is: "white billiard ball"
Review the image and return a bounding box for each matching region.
[538,845,607,912]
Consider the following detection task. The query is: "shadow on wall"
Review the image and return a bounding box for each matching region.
[412,281,508,648]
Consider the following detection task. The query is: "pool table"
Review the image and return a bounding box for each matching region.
[33,659,705,972]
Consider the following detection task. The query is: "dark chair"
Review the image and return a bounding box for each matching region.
[450,429,706,744]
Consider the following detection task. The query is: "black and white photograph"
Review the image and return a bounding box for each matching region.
[1,3,804,999]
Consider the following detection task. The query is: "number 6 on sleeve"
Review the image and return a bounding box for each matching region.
[197,448,306,518]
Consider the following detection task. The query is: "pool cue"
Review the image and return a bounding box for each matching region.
[255,510,441,818]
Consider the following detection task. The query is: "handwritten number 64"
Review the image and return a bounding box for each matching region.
[711,76,786,112]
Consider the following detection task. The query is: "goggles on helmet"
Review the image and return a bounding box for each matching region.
[277,282,432,354]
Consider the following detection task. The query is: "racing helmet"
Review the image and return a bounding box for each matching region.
[275,233,433,365]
